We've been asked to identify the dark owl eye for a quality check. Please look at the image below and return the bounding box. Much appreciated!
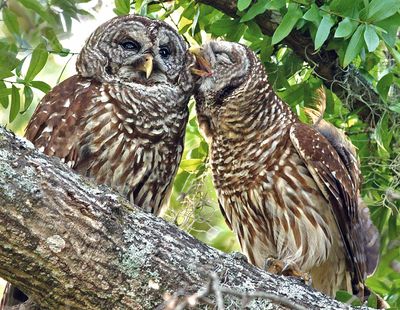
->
[159,46,171,58]
[121,40,140,51]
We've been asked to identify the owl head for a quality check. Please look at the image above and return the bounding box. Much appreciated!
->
[191,41,262,141]
[77,15,193,87]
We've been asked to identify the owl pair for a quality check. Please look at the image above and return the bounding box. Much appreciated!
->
[25,14,379,303]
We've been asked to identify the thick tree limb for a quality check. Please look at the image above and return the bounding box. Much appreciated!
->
[196,0,381,124]
[0,126,356,309]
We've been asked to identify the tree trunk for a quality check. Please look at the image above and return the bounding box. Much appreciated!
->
[0,126,357,309]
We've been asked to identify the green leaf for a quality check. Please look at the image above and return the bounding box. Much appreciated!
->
[42,27,64,53]
[180,159,204,173]
[23,86,34,112]
[364,25,379,52]
[389,103,400,114]
[329,0,354,15]
[343,24,365,67]
[9,85,20,123]
[114,0,130,15]
[376,73,393,101]
[25,43,48,82]
[376,13,400,47]
[386,45,400,66]
[207,18,237,36]
[237,0,251,11]
[0,81,11,109]
[241,0,285,22]
[30,80,51,93]
[241,0,268,22]
[367,0,400,22]
[191,7,200,36]
[18,0,57,24]
[2,8,20,35]
[303,4,321,26]
[314,15,335,50]
[334,17,357,38]
[374,113,391,158]
[0,69,13,79]
[271,4,303,45]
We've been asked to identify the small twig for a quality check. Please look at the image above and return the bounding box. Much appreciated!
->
[169,272,309,310]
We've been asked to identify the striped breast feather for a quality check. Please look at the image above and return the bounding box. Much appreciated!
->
[289,122,370,299]
[25,75,99,168]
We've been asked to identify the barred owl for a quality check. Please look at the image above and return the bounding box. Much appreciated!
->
[26,15,194,215]
[191,41,380,299]
[2,15,194,308]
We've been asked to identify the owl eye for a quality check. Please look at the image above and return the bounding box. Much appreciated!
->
[120,40,140,52]
[216,52,232,64]
[159,46,171,58]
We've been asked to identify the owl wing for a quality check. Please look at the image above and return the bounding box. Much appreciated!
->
[25,75,97,168]
[289,122,368,298]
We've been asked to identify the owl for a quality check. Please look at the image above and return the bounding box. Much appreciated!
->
[191,41,380,300]
[2,15,194,308]
[25,15,194,215]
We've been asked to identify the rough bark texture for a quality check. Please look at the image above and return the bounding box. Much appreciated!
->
[0,126,356,309]
[196,0,381,124]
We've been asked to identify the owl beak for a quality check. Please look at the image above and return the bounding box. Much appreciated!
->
[189,46,212,77]
[137,54,153,79]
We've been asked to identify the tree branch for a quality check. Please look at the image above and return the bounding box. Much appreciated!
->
[196,0,382,125]
[0,126,357,309]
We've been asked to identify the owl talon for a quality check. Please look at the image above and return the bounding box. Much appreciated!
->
[263,258,312,286]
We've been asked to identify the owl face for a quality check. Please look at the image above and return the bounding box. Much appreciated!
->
[77,15,190,85]
[192,41,255,140]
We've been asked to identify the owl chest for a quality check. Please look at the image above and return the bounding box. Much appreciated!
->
[75,101,185,204]
[214,139,336,269]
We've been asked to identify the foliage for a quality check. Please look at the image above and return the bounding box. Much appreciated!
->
[0,0,399,307]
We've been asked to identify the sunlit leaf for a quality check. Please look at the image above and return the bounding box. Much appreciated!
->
[114,0,130,15]
[180,159,204,173]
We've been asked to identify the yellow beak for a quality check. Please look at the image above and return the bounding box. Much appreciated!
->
[189,46,212,77]
[137,54,153,79]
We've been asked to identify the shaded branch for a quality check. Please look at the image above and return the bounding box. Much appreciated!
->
[196,0,382,125]
[0,126,356,309]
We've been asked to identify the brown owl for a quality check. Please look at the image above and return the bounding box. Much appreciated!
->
[191,41,379,300]
[25,15,194,215]
[2,15,194,308]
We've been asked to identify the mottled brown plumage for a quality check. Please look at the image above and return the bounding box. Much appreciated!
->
[25,15,194,215]
[192,41,379,299]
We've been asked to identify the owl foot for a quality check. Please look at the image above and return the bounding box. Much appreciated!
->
[264,258,312,286]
